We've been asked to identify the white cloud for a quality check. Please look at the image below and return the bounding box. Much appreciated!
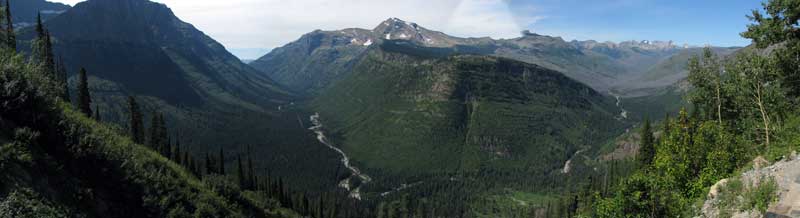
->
[49,0,540,59]
[443,0,527,39]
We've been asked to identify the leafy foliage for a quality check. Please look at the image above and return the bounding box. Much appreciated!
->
[586,1,800,217]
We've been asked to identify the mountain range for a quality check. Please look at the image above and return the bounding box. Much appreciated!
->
[251,17,740,97]
[0,0,753,217]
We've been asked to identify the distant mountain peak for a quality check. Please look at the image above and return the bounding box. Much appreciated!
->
[373,17,426,41]
[572,39,680,51]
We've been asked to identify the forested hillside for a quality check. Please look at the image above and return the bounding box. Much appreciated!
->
[564,1,800,217]
[3,0,797,217]
[0,37,306,217]
[9,0,347,194]
[291,40,626,217]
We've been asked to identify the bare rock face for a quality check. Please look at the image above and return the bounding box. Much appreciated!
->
[700,154,800,218]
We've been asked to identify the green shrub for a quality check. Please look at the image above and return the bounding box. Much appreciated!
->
[743,178,778,213]
[0,189,70,218]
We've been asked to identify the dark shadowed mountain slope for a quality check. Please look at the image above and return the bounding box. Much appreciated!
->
[16,0,342,192]
[32,0,292,107]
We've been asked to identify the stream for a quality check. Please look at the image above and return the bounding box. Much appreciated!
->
[309,113,372,200]
[609,92,629,120]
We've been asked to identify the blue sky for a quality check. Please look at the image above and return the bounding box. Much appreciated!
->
[510,0,764,47]
[52,0,765,59]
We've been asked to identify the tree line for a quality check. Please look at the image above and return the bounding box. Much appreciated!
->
[582,0,800,217]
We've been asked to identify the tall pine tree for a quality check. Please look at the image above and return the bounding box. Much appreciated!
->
[158,114,168,155]
[128,96,145,144]
[205,152,215,174]
[637,119,655,166]
[32,14,55,76]
[247,153,255,189]
[56,57,69,101]
[94,105,101,121]
[2,0,14,51]
[76,68,92,116]
[218,147,225,175]
[237,155,245,188]
[149,112,165,151]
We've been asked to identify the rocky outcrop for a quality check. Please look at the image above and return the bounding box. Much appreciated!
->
[700,154,800,218]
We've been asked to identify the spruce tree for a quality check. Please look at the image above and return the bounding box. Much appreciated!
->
[128,96,145,144]
[32,13,55,76]
[94,105,101,121]
[56,57,69,101]
[174,138,182,164]
[638,119,655,166]
[76,68,92,116]
[3,0,14,51]
[237,155,245,188]
[247,154,254,189]
[42,32,54,73]
[164,135,172,159]
[158,114,168,155]
[35,13,43,39]
[182,152,189,169]
[218,147,225,175]
[205,152,214,174]
[149,113,159,150]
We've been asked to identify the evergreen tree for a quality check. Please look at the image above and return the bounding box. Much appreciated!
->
[377,202,386,218]
[218,147,225,175]
[174,138,182,164]
[56,57,69,101]
[237,155,245,188]
[149,112,161,150]
[164,135,172,160]
[638,119,655,166]
[3,0,14,51]
[158,114,168,155]
[76,68,92,116]
[42,33,55,75]
[128,96,145,144]
[205,152,214,174]
[247,154,254,189]
[94,105,101,121]
[35,13,43,39]
[32,13,55,76]
[183,152,190,169]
